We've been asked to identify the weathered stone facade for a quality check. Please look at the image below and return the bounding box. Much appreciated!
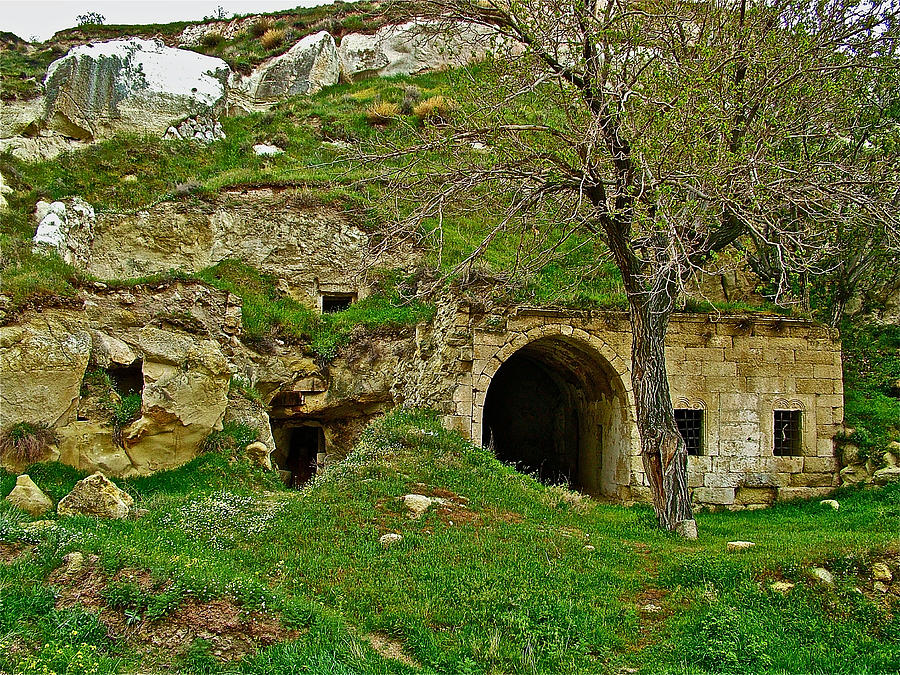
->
[399,305,843,510]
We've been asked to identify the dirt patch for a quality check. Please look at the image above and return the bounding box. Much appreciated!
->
[0,541,30,563]
[49,557,298,666]
[365,632,420,668]
[105,598,297,665]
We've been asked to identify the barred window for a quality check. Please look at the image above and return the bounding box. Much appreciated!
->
[774,410,802,456]
[675,409,703,456]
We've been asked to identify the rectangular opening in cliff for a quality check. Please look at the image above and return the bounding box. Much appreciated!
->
[108,362,143,396]
[273,424,325,488]
[321,293,356,313]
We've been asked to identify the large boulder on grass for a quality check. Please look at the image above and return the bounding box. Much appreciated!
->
[6,475,54,516]
[229,31,339,110]
[338,21,511,81]
[43,39,230,140]
[57,472,133,519]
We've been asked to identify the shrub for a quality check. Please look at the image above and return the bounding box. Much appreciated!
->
[111,393,142,447]
[0,422,59,465]
[399,85,423,115]
[366,101,401,125]
[412,95,456,123]
[249,17,275,37]
[201,422,260,455]
[260,28,286,50]
[200,31,226,48]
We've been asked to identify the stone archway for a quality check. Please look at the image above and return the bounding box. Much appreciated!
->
[479,335,630,497]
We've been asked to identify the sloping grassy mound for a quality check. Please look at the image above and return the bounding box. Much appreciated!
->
[1,409,898,673]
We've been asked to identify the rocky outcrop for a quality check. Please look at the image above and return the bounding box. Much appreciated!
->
[5,475,54,516]
[0,317,91,429]
[32,198,96,266]
[0,96,44,139]
[230,31,340,110]
[338,21,509,81]
[57,472,133,519]
[121,327,229,473]
[43,39,230,140]
[0,171,11,212]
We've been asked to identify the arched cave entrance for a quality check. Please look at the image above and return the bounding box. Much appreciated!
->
[481,336,628,497]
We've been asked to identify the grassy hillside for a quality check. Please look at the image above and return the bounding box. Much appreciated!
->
[1,410,898,674]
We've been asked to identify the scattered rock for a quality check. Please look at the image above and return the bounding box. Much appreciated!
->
[253,143,284,156]
[583,545,596,552]
[44,38,230,140]
[401,494,433,519]
[874,581,890,594]
[641,603,662,613]
[769,581,795,593]
[379,533,403,547]
[22,520,57,532]
[5,475,54,516]
[162,115,225,143]
[676,519,698,540]
[872,562,893,582]
[819,499,840,510]
[810,567,834,585]
[0,170,11,212]
[873,466,900,485]
[57,472,134,519]
[726,540,755,552]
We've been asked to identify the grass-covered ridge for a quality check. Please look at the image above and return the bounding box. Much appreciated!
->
[1,409,898,674]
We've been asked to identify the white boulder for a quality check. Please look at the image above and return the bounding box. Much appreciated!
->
[31,197,95,266]
[253,143,284,156]
[338,21,512,81]
[43,39,231,140]
[231,31,339,108]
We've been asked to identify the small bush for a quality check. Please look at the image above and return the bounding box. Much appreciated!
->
[260,28,286,50]
[366,101,401,125]
[200,31,226,48]
[201,422,260,455]
[111,393,142,443]
[229,375,265,407]
[413,95,456,123]
[249,17,275,37]
[0,422,59,465]
[399,85,422,115]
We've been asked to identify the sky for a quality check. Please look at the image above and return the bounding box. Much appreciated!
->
[0,0,329,42]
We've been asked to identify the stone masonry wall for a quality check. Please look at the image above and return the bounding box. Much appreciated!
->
[420,305,843,510]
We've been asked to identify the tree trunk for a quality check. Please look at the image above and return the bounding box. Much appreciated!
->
[628,293,695,531]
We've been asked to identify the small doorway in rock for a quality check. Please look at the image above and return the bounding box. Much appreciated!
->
[279,426,325,488]
[321,293,356,313]
[108,361,143,396]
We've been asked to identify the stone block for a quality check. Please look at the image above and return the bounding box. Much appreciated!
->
[777,486,835,501]
[702,361,738,377]
[796,379,835,395]
[687,455,712,472]
[790,472,834,488]
[685,347,725,362]
[734,486,776,505]
[688,472,704,488]
[775,456,804,473]
[737,472,778,488]
[803,456,837,473]
[692,487,735,505]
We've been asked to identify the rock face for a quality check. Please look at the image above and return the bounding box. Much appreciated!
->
[79,189,409,304]
[0,317,91,429]
[32,198,96,266]
[0,171,12,212]
[873,466,900,485]
[5,475,54,516]
[230,31,339,109]
[121,328,230,473]
[162,115,225,143]
[57,472,133,519]
[338,21,507,81]
[43,39,230,140]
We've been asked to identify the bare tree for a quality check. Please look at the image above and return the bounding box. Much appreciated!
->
[370,0,900,531]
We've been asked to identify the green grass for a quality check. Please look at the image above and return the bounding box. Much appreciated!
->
[1,409,897,674]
